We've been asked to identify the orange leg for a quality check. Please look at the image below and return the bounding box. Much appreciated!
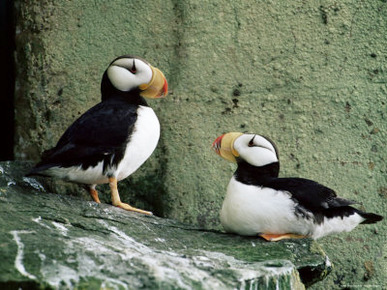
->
[108,177,153,215]
[89,185,101,203]
[259,233,308,242]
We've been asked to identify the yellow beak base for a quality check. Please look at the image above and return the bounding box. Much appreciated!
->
[213,132,243,163]
[139,66,168,99]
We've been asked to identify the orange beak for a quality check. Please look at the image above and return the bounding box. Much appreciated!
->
[211,132,243,163]
[212,134,224,156]
[139,66,168,98]
[161,77,168,98]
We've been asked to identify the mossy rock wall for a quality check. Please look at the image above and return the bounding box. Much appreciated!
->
[14,1,386,288]
[1,161,332,289]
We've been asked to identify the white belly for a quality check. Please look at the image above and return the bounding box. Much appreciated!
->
[312,213,364,239]
[220,177,367,239]
[114,105,160,181]
[220,176,313,236]
[46,106,160,185]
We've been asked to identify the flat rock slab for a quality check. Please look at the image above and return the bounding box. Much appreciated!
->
[0,161,331,289]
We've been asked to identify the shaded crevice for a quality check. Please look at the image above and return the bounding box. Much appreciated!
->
[0,281,52,290]
[0,0,15,161]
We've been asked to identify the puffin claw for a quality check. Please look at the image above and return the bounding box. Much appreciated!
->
[259,233,308,242]
[116,202,153,215]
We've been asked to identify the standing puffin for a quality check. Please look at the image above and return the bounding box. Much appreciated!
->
[28,55,168,215]
[212,132,383,241]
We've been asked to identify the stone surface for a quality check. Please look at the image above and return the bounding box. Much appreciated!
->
[0,161,331,289]
[13,1,386,288]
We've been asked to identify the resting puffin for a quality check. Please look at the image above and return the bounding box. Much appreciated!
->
[212,132,383,241]
[28,55,168,215]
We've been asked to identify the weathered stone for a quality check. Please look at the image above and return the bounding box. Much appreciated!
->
[0,161,330,289]
[13,1,387,288]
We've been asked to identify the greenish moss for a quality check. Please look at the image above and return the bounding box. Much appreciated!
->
[0,161,330,288]
[13,1,386,288]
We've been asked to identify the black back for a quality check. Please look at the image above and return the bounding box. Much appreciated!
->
[234,161,383,224]
[29,95,148,175]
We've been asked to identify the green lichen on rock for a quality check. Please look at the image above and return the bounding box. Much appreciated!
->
[0,161,330,289]
[13,0,386,288]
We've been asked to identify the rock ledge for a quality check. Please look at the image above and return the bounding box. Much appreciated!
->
[0,161,331,289]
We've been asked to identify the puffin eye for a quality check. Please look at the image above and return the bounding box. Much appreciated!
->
[248,135,256,147]
[130,59,137,73]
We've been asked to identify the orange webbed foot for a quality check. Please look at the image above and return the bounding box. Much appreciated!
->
[108,177,153,215]
[115,201,153,215]
[259,233,308,242]
[89,186,101,203]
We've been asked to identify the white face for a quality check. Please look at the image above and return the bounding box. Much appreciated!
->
[107,57,153,92]
[233,134,279,167]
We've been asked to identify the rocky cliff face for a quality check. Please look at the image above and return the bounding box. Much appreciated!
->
[0,161,331,289]
[12,1,386,288]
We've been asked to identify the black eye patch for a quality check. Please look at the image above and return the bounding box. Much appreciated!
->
[248,135,256,147]
[130,59,137,73]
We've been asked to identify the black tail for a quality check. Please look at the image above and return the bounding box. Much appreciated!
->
[322,206,383,225]
[26,163,55,177]
[359,212,383,224]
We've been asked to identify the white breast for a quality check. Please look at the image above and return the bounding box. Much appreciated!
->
[115,105,160,181]
[220,177,368,239]
[44,105,160,185]
[220,176,314,236]
[312,213,364,239]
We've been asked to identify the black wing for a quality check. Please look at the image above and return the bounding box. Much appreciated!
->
[264,177,383,224]
[265,178,356,209]
[30,99,139,172]
[264,177,357,221]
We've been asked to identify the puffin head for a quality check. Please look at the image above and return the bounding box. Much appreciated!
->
[212,132,279,167]
[102,55,168,100]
